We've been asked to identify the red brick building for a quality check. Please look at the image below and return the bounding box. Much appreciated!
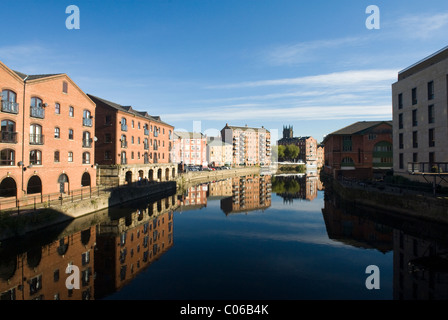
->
[88,95,177,185]
[0,61,96,203]
[323,121,393,180]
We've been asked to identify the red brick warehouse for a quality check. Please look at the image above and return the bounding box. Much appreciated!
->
[0,60,96,202]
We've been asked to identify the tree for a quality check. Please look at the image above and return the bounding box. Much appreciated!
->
[284,144,300,161]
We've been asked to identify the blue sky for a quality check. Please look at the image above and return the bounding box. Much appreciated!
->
[2,0,448,143]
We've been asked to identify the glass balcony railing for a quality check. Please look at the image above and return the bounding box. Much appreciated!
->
[83,117,93,127]
[30,106,45,119]
[0,131,17,143]
[30,134,44,145]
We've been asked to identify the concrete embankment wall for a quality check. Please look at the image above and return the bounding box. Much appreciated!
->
[332,179,448,223]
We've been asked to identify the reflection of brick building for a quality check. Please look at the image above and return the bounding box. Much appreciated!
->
[207,179,233,198]
[0,227,96,300]
[321,195,393,253]
[0,60,96,204]
[220,175,271,215]
[323,121,393,180]
[94,195,177,298]
[177,184,208,211]
[273,175,319,202]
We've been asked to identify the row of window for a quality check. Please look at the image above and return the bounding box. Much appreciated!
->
[397,105,435,129]
[397,80,434,109]
[398,129,436,149]
[2,89,93,124]
[118,117,171,138]
[0,149,91,166]
[398,152,436,169]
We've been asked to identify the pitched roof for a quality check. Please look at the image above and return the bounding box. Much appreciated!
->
[327,121,392,136]
[87,94,173,127]
[222,123,270,132]
[13,70,63,80]
[173,131,205,139]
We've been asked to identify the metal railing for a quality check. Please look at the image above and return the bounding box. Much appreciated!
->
[408,162,448,174]
[1,100,19,114]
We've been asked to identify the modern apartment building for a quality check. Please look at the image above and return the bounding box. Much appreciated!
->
[88,95,176,185]
[323,121,393,180]
[0,61,96,202]
[392,46,448,182]
[221,124,271,167]
[206,137,233,167]
[171,131,207,167]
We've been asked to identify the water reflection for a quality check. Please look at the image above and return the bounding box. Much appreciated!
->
[1,173,448,299]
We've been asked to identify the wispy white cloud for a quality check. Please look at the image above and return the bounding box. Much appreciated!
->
[207,69,397,89]
[393,12,448,40]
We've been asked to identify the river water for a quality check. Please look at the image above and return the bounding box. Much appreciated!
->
[1,173,448,301]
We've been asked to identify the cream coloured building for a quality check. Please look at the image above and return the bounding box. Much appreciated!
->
[392,45,448,182]
[206,138,233,167]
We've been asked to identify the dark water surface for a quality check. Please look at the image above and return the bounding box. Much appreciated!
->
[1,174,448,301]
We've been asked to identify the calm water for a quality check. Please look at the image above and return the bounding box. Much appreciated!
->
[1,174,448,300]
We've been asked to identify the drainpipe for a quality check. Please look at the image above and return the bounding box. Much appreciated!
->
[21,75,28,195]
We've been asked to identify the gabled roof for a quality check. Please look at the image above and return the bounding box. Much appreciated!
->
[13,70,63,81]
[87,94,173,127]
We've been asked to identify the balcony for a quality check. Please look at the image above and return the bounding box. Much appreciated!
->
[83,117,93,127]
[121,158,127,165]
[30,106,45,119]
[144,143,149,150]
[121,141,128,148]
[0,131,17,143]
[144,129,149,135]
[1,100,19,114]
[82,139,92,148]
[30,134,44,145]
[121,124,128,132]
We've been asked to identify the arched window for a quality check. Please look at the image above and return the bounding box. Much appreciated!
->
[121,117,127,131]
[83,109,92,127]
[1,120,17,143]
[81,172,91,187]
[54,151,60,162]
[82,152,90,164]
[30,97,44,118]
[30,124,43,145]
[121,134,127,148]
[83,131,91,148]
[54,127,60,139]
[0,149,15,166]
[1,89,18,114]
[30,150,42,165]
[0,177,17,197]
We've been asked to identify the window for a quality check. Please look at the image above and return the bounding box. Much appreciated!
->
[30,150,42,165]
[68,129,74,140]
[82,152,90,164]
[428,105,434,124]
[1,89,19,114]
[398,113,403,129]
[429,128,435,147]
[54,127,60,138]
[138,122,141,129]
[121,118,127,131]
[341,157,354,166]
[54,151,60,162]
[398,93,403,109]
[412,109,418,126]
[131,136,134,144]
[30,97,44,118]
[82,131,91,148]
[0,149,14,166]
[413,153,418,163]
[105,115,112,126]
[427,81,434,100]
[399,153,404,169]
[342,136,352,151]
[104,150,112,160]
[30,124,44,145]
[63,81,68,94]
[55,103,60,114]
[131,120,134,128]
[1,120,17,143]
[69,106,74,117]
[83,110,92,127]
[105,133,112,143]
[399,133,403,149]
[412,87,417,105]
[68,151,73,162]
[412,131,418,148]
